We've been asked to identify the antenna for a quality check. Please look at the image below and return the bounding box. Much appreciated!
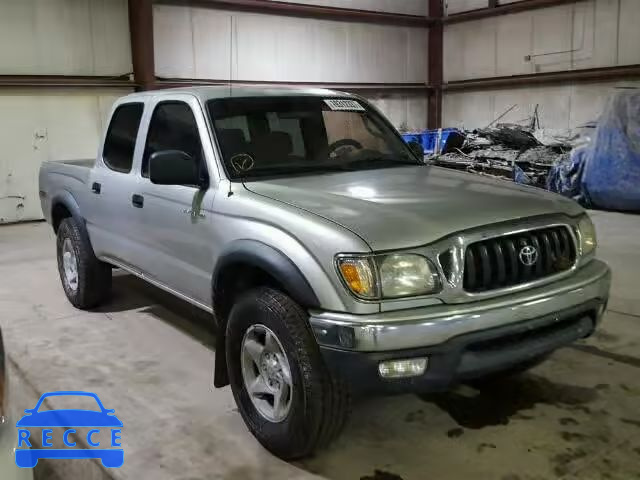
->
[228,15,233,98]
[227,15,233,197]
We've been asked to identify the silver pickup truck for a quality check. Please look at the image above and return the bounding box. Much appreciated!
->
[39,86,611,459]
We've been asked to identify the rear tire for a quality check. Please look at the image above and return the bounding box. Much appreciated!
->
[226,287,349,460]
[56,217,112,309]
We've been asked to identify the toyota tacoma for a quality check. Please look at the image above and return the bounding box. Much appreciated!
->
[39,87,611,459]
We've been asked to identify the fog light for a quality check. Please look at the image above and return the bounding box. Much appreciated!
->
[378,358,428,378]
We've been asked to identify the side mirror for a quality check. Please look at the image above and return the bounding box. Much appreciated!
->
[408,141,424,159]
[149,150,207,188]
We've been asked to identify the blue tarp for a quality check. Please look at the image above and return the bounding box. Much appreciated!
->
[547,150,588,205]
[547,91,640,211]
[513,165,532,185]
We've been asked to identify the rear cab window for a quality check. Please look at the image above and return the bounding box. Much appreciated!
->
[102,103,144,173]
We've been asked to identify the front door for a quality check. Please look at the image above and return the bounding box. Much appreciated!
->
[130,98,216,306]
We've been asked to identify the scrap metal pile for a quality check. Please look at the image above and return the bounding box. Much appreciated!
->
[430,124,576,188]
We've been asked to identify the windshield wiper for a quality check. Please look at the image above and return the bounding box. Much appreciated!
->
[342,156,422,170]
[238,164,351,178]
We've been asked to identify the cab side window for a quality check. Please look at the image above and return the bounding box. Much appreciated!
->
[142,102,204,178]
[102,103,144,173]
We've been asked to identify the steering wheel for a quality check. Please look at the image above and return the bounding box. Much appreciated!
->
[328,139,364,158]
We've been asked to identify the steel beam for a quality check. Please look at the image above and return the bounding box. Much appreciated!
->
[157,0,435,26]
[445,0,587,24]
[427,0,443,129]
[129,0,156,90]
[155,77,431,93]
[0,75,136,88]
[444,65,640,91]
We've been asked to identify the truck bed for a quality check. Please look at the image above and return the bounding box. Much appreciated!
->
[38,159,94,225]
[57,158,95,168]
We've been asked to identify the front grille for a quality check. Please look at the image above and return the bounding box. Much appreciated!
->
[463,226,576,292]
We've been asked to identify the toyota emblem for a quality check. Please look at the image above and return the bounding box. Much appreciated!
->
[519,245,538,266]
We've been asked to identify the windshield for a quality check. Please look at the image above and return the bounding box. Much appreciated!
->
[207,96,420,180]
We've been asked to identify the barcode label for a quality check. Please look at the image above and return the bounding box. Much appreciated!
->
[324,99,365,112]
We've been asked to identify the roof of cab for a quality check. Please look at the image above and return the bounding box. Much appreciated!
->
[122,85,355,102]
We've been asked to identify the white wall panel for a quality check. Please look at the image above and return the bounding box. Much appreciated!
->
[266,0,428,16]
[0,89,132,223]
[445,0,488,15]
[442,91,493,130]
[193,10,233,80]
[495,11,532,76]
[531,4,572,73]
[309,22,350,82]
[444,18,496,81]
[154,5,195,78]
[89,0,134,75]
[443,80,640,130]
[0,0,131,75]
[364,92,428,131]
[618,0,640,66]
[444,0,639,82]
[154,5,428,84]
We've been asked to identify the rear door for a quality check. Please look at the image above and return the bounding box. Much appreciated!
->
[86,101,146,265]
[129,95,216,306]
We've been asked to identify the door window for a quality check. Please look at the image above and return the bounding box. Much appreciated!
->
[142,102,205,178]
[102,103,144,173]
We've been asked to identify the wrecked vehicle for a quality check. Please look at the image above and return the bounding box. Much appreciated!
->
[432,123,572,188]
[38,86,610,459]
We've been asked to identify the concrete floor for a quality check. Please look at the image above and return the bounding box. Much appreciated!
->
[0,211,639,480]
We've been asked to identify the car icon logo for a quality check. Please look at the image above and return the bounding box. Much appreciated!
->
[15,391,123,469]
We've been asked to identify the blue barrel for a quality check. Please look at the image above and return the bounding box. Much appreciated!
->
[402,128,462,154]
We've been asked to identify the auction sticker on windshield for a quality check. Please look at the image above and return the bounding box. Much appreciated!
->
[324,99,365,112]
[15,391,123,469]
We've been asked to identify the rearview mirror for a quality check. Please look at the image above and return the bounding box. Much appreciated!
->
[408,141,424,160]
[149,150,207,188]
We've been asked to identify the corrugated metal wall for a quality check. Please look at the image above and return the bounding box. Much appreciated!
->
[442,0,640,129]
[444,79,640,130]
[0,88,132,223]
[1,0,431,223]
[0,0,131,76]
[266,0,428,16]
[153,4,429,130]
[0,0,133,224]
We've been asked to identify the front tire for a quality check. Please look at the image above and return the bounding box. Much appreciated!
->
[226,287,349,460]
[56,217,112,309]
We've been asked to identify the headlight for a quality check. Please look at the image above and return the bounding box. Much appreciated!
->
[378,254,440,298]
[578,215,597,255]
[337,254,441,300]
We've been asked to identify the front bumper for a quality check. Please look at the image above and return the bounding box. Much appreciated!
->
[311,259,610,393]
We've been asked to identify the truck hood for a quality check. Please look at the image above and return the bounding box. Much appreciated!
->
[243,166,583,251]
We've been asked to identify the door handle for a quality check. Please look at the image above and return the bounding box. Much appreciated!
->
[91,182,101,194]
[131,194,144,208]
